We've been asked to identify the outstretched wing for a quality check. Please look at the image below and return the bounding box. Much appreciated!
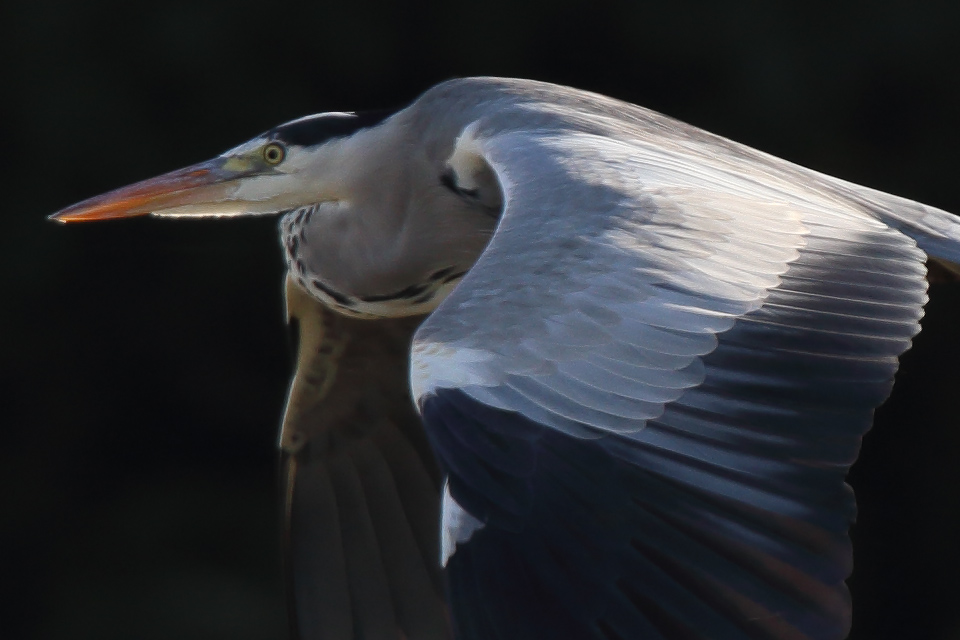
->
[280,276,450,640]
[412,124,928,640]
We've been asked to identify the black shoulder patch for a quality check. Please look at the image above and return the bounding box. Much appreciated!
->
[269,109,396,147]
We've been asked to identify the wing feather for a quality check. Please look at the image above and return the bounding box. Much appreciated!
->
[281,277,450,640]
[410,108,932,640]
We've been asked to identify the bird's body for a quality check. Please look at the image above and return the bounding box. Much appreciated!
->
[52,78,960,640]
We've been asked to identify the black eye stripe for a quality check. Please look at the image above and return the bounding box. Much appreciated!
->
[268,109,396,147]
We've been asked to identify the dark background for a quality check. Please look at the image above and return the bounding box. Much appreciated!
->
[3,1,960,638]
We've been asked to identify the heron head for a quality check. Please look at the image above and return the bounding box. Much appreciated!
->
[49,112,399,223]
[51,109,503,317]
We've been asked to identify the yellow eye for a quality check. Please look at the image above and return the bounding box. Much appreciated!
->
[263,142,286,165]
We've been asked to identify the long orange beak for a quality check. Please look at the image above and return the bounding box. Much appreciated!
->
[49,159,244,223]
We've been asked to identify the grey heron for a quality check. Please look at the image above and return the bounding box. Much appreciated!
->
[51,77,960,640]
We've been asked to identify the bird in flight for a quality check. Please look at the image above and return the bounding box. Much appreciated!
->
[52,77,960,640]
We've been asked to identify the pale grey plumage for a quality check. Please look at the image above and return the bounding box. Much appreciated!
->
[52,77,960,640]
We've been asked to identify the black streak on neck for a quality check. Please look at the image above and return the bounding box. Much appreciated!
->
[360,282,430,303]
[310,278,353,306]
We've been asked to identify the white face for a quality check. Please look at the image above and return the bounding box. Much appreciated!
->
[50,109,406,224]
[151,112,390,219]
